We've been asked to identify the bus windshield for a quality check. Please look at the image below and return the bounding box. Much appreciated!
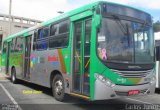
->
[97,17,154,64]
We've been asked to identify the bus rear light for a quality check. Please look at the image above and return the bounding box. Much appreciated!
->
[65,77,69,81]
[95,73,115,88]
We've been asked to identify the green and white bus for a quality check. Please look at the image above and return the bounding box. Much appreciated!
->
[0,1,156,101]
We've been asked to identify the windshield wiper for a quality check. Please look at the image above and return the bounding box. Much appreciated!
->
[112,15,130,46]
[136,21,147,37]
[112,15,128,35]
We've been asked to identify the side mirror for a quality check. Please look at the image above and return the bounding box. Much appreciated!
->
[94,15,101,28]
[97,28,100,33]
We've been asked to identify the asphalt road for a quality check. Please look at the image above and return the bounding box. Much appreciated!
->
[0,79,160,110]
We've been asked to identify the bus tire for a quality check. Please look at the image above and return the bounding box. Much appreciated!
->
[52,74,66,101]
[11,68,17,84]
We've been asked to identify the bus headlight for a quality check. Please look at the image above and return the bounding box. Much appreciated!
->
[95,73,115,88]
[150,76,156,84]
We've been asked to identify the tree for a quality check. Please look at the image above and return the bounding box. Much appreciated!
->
[153,21,160,32]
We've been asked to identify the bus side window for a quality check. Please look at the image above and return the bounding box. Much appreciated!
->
[49,20,69,49]
[15,37,23,52]
[50,24,58,36]
[38,27,49,39]
[59,20,69,34]
[38,29,43,39]
[36,27,49,50]
[33,31,37,51]
[2,42,7,53]
[11,38,17,52]
[43,27,49,38]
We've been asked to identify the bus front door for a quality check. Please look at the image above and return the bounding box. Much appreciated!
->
[24,35,31,80]
[72,19,91,96]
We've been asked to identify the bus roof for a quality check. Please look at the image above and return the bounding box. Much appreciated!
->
[3,1,150,42]
[3,1,100,42]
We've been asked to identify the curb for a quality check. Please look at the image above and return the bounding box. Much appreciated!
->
[0,77,7,80]
[0,73,9,80]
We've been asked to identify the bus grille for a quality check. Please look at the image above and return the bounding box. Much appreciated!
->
[111,69,153,78]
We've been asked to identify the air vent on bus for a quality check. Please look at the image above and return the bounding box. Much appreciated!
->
[111,69,153,78]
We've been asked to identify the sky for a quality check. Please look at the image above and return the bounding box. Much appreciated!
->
[0,0,159,22]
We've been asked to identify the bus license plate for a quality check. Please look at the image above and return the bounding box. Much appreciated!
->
[128,90,140,96]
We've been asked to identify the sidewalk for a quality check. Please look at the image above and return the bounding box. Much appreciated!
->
[0,72,9,80]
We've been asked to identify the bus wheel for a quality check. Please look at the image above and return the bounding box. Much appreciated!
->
[11,68,17,84]
[52,74,66,101]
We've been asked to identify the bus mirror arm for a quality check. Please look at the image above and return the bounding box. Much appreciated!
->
[97,28,100,33]
[94,15,102,28]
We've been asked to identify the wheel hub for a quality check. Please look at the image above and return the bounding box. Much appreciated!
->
[55,80,63,96]
[12,74,15,81]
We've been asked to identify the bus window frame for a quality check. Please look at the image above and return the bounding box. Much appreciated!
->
[49,19,70,49]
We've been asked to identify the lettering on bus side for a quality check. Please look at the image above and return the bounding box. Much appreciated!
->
[48,55,58,62]
[48,55,60,66]
[117,78,127,83]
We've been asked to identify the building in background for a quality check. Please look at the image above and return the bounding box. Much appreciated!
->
[0,13,42,50]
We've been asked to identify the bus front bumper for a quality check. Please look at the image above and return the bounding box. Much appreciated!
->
[94,79,156,100]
